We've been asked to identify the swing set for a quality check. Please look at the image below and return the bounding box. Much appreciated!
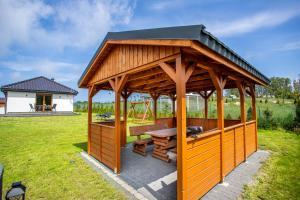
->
[127,98,153,121]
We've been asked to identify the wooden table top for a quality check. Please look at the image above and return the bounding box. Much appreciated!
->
[145,128,177,138]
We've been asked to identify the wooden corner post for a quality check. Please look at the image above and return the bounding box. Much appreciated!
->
[87,84,100,154]
[236,81,247,161]
[109,75,128,174]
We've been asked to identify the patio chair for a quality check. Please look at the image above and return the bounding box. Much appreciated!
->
[96,112,112,120]
[29,104,35,112]
[52,104,57,112]
[129,123,168,156]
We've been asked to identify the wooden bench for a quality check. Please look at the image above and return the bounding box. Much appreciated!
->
[129,123,167,156]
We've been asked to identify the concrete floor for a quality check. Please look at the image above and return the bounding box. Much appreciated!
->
[120,145,177,200]
[82,144,270,200]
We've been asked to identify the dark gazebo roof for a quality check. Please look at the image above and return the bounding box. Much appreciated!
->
[78,24,270,86]
[1,76,78,95]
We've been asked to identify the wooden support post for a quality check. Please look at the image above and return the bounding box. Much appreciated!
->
[150,93,160,122]
[204,67,227,183]
[170,94,176,118]
[121,90,132,148]
[153,96,158,121]
[109,75,128,174]
[87,89,92,155]
[199,90,214,119]
[236,81,247,161]
[160,55,194,200]
[249,84,258,151]
[175,55,187,200]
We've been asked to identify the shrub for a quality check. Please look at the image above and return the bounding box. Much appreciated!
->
[247,107,252,121]
[226,113,232,119]
[281,114,295,131]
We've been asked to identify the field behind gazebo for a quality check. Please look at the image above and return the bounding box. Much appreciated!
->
[0,112,299,199]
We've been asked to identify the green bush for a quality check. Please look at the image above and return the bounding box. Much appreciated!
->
[281,114,295,131]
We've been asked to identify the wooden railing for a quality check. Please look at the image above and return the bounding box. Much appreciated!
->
[89,121,125,171]
[185,120,257,200]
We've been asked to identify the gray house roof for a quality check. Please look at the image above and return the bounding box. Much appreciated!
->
[1,76,78,95]
[78,24,270,86]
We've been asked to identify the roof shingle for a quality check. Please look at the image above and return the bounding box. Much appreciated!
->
[1,76,78,95]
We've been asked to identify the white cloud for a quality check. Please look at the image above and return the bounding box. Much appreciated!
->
[275,41,300,51]
[208,8,300,37]
[1,57,83,83]
[0,0,135,55]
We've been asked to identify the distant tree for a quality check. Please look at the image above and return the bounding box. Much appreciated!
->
[269,77,292,103]
[292,74,300,103]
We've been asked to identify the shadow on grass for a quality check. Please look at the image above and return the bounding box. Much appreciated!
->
[73,142,87,152]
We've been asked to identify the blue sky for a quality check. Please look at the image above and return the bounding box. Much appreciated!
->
[0,0,300,101]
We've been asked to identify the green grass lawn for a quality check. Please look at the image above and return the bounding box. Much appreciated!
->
[0,114,299,199]
[0,114,126,200]
[243,129,300,200]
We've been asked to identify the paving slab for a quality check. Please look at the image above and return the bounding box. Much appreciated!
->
[81,145,269,200]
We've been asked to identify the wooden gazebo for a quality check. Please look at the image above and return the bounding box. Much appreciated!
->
[78,25,269,200]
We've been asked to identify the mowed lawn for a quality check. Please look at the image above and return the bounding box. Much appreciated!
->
[0,113,126,200]
[0,114,299,199]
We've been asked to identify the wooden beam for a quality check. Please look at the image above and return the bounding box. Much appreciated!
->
[159,62,176,82]
[87,53,180,87]
[185,63,195,83]
[191,41,268,86]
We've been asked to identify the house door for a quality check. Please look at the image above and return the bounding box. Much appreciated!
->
[36,94,52,111]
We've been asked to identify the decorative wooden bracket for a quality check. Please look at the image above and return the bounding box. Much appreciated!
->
[89,84,101,98]
[121,90,132,99]
[159,62,176,82]
[236,80,246,96]
[198,89,215,99]
[185,63,196,83]
[109,75,128,93]
[150,92,160,101]
[160,58,195,83]
[197,63,227,90]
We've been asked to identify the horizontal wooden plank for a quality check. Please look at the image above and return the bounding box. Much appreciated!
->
[187,153,220,179]
[187,145,220,169]
[187,133,220,150]
[187,138,220,159]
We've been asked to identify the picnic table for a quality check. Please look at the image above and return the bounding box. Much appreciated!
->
[145,128,178,162]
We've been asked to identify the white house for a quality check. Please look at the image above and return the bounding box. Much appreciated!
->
[0,76,78,114]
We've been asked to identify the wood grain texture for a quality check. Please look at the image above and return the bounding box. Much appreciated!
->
[88,45,180,85]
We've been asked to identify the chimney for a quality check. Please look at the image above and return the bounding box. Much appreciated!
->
[51,78,55,81]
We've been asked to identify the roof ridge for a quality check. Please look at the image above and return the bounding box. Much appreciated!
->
[42,77,78,94]
[1,76,44,88]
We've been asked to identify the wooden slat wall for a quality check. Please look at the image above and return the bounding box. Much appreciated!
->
[186,133,221,200]
[89,45,180,84]
[90,122,125,171]
[155,118,176,128]
[185,121,257,200]
[187,118,217,131]
[224,119,241,127]
[245,121,256,157]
